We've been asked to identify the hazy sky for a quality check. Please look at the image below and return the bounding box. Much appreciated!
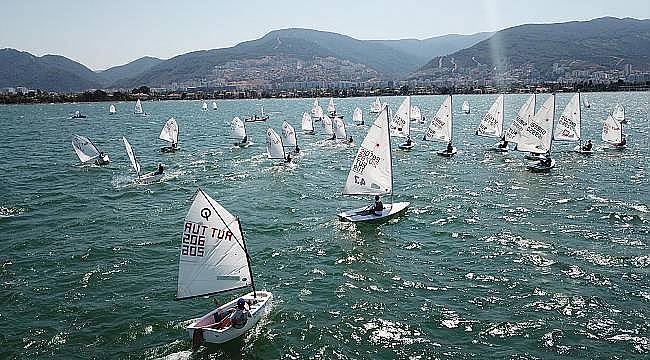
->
[1,0,648,70]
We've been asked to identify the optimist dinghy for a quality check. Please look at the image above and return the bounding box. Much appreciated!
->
[72,134,110,165]
[122,136,162,184]
[159,117,179,153]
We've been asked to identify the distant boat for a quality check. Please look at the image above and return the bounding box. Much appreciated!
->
[311,99,323,118]
[70,110,86,119]
[390,96,414,150]
[410,105,422,123]
[245,106,269,122]
[370,97,383,113]
[337,106,409,223]
[122,136,162,183]
[231,117,250,147]
[134,99,144,115]
[353,107,363,125]
[301,112,314,135]
[503,94,536,150]
[178,188,273,346]
[327,97,336,116]
[583,98,590,109]
[281,120,299,152]
[333,116,349,142]
[554,93,591,154]
[475,94,505,150]
[462,100,470,114]
[321,115,334,139]
[109,104,116,114]
[423,95,456,156]
[602,114,626,149]
[72,134,109,165]
[212,101,218,111]
[517,95,556,172]
[266,127,289,162]
[159,117,179,153]
[202,101,208,111]
[612,103,626,123]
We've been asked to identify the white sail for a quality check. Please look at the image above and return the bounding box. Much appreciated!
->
[353,107,363,124]
[343,107,392,195]
[333,117,347,139]
[122,136,141,175]
[231,117,246,142]
[370,97,382,113]
[281,121,298,147]
[176,188,252,300]
[516,95,555,154]
[423,96,453,143]
[476,95,504,138]
[583,98,590,108]
[554,94,581,142]
[301,112,314,132]
[612,103,625,122]
[212,101,217,110]
[313,105,324,118]
[410,106,422,122]
[72,135,100,163]
[109,104,116,114]
[311,99,320,117]
[202,101,208,111]
[266,128,285,159]
[504,94,536,143]
[327,98,336,114]
[134,99,143,114]
[602,115,622,144]
[390,96,411,138]
[159,117,179,144]
[322,116,334,136]
[462,100,470,113]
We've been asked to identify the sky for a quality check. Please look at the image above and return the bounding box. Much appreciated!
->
[0,0,648,70]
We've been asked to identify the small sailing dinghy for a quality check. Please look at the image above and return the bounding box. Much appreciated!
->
[327,97,337,117]
[503,94,536,152]
[517,94,556,172]
[353,107,364,125]
[266,128,290,163]
[70,110,86,119]
[160,117,180,153]
[553,93,591,155]
[390,96,415,150]
[475,94,505,151]
[282,121,300,153]
[122,136,162,183]
[370,97,383,113]
[246,106,269,122]
[231,117,250,147]
[177,188,273,346]
[602,114,626,150]
[462,100,470,114]
[311,99,321,118]
[423,95,456,156]
[72,134,110,165]
[583,98,590,109]
[338,106,409,222]
[322,115,335,140]
[109,104,116,114]
[410,105,422,123]
[301,112,315,135]
[212,101,218,111]
[333,117,351,143]
[202,101,208,111]
[612,103,626,124]
[134,99,144,115]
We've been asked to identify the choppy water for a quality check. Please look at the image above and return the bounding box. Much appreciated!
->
[1,92,648,359]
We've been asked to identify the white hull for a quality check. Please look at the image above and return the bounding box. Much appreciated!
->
[187,291,273,345]
[138,172,163,184]
[524,153,545,161]
[572,145,594,155]
[338,202,410,223]
[437,147,457,157]
[527,158,556,172]
[604,143,627,150]
[398,142,415,150]
[94,154,110,165]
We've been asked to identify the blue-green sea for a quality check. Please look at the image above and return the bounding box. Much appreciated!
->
[1,92,648,359]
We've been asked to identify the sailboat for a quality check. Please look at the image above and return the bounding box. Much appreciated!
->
[475,94,505,151]
[516,94,556,172]
[462,100,470,114]
[503,94,536,151]
[282,121,300,153]
[231,117,250,147]
[370,97,383,113]
[390,96,414,150]
[410,105,422,123]
[246,106,269,122]
[311,99,321,118]
[122,136,162,183]
[177,188,273,346]
[70,110,87,119]
[583,98,590,109]
[212,101,218,111]
[109,104,116,114]
[202,101,208,111]
[423,95,456,156]
[159,117,180,153]
[134,99,144,115]
[353,107,364,125]
[72,135,110,165]
[333,117,351,143]
[327,97,337,117]
[553,94,591,154]
[612,103,626,123]
[337,106,410,222]
[301,112,315,135]
[322,115,335,140]
[266,128,289,162]
[602,114,626,150]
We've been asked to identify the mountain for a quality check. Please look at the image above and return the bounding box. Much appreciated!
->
[98,56,163,85]
[369,32,494,63]
[0,48,103,92]
[410,17,650,80]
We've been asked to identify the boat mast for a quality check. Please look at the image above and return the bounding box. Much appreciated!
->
[549,93,556,156]
[238,218,256,298]
[386,105,394,206]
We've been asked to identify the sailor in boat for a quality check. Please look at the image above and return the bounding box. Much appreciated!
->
[498,137,508,150]
[614,136,627,147]
[210,298,252,329]
[153,163,164,176]
[404,136,413,147]
[582,139,593,151]
[329,133,336,141]
[242,135,248,145]
[446,141,454,153]
[285,153,292,163]
[347,136,354,144]
[95,151,109,166]
[295,144,300,153]
[537,154,552,167]
[359,195,384,216]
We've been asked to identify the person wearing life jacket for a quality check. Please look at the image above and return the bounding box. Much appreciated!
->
[230,298,251,329]
[582,139,593,151]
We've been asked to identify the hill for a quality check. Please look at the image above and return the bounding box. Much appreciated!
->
[369,32,493,63]
[98,56,163,86]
